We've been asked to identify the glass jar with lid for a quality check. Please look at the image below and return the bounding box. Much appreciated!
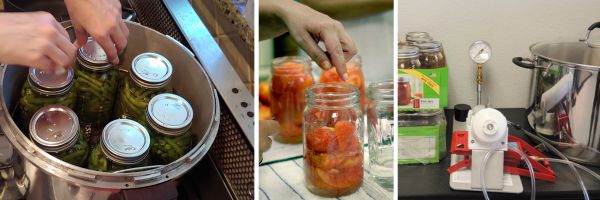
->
[414,41,447,69]
[115,53,173,120]
[143,93,193,164]
[319,55,366,111]
[74,38,119,127]
[397,110,447,164]
[366,80,393,190]
[18,67,77,128]
[29,105,89,167]
[304,83,363,197]
[397,46,421,69]
[88,119,151,172]
[405,31,433,46]
[398,76,411,106]
[270,56,314,143]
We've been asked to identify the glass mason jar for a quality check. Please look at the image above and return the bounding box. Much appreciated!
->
[414,41,446,69]
[115,53,173,120]
[74,38,119,127]
[405,31,432,46]
[29,105,89,167]
[88,119,151,172]
[143,93,193,164]
[319,55,367,111]
[270,56,314,143]
[304,83,363,197]
[366,80,394,190]
[397,46,421,69]
[18,67,77,129]
[397,110,447,163]
[398,76,411,106]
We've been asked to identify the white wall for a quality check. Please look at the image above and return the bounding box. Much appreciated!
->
[398,0,600,108]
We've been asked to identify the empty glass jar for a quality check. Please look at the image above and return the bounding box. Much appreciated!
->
[366,80,394,191]
[304,83,363,197]
[398,46,421,69]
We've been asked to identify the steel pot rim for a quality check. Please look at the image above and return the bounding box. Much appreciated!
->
[528,41,600,71]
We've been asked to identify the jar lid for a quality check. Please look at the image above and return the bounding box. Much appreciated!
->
[77,37,111,70]
[28,67,74,96]
[29,105,79,153]
[415,42,442,53]
[130,53,173,88]
[406,32,433,43]
[101,119,150,165]
[398,46,419,58]
[146,93,193,136]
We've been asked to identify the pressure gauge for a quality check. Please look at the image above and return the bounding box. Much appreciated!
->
[469,41,492,64]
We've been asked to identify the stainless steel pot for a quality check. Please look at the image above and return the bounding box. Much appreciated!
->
[0,21,220,199]
[513,22,600,166]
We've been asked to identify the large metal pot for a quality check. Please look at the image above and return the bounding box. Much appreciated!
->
[0,21,219,199]
[513,22,600,166]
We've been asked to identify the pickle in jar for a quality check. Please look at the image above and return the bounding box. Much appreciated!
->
[29,105,89,167]
[115,53,173,120]
[18,68,77,130]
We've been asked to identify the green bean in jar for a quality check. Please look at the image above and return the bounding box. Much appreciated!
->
[87,119,151,172]
[17,68,77,130]
[29,105,89,167]
[115,53,173,120]
[74,38,119,127]
[142,93,193,164]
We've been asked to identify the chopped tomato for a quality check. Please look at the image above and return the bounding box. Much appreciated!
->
[315,165,363,189]
[306,127,336,152]
[259,82,271,106]
[259,104,272,120]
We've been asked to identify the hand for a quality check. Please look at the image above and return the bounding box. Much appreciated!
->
[64,0,128,64]
[0,12,76,72]
[259,120,281,162]
[261,0,357,80]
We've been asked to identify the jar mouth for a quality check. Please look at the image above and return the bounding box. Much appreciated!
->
[271,56,311,75]
[77,37,111,70]
[146,93,193,136]
[398,46,420,58]
[415,42,442,53]
[130,53,173,89]
[101,119,151,165]
[368,80,394,102]
[307,83,359,108]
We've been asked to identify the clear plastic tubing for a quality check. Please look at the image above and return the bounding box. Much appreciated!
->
[508,121,589,200]
[480,147,536,200]
[542,158,600,182]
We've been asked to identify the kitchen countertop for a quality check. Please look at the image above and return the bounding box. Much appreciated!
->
[398,108,600,200]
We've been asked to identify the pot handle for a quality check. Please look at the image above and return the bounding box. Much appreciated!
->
[584,21,600,47]
[512,57,535,69]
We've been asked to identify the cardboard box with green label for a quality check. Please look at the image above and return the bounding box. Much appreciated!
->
[398,67,448,111]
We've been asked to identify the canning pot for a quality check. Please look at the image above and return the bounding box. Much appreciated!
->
[0,21,220,199]
[513,22,600,166]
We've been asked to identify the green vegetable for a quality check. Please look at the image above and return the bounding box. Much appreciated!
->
[139,115,192,164]
[17,81,77,129]
[114,77,171,120]
[54,130,89,167]
[74,66,118,127]
[88,145,109,172]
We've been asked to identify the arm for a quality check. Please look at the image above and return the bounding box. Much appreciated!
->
[0,12,76,72]
[302,0,393,20]
[259,0,357,80]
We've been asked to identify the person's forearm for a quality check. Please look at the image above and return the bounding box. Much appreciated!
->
[259,0,291,40]
[302,0,393,20]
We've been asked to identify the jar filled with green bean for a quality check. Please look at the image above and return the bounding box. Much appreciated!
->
[115,53,173,120]
[29,105,89,167]
[17,68,77,129]
[74,38,119,127]
[142,93,193,164]
[87,119,151,172]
